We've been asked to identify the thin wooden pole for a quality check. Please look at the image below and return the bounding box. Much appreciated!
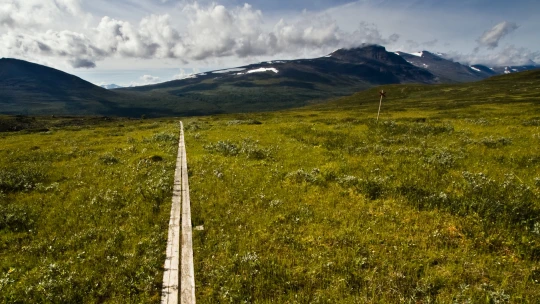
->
[377,95,384,122]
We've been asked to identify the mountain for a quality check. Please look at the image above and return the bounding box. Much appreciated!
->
[101,84,123,89]
[2,46,443,117]
[469,64,498,76]
[118,45,438,112]
[491,65,539,74]
[0,58,117,115]
[3,45,536,117]
[0,58,191,117]
[394,50,538,81]
[395,51,497,82]
[326,46,436,83]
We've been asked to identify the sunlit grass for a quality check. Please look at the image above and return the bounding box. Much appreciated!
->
[0,118,178,303]
[185,100,540,302]
[1,70,540,302]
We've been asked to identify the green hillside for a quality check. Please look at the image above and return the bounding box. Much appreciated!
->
[314,69,540,112]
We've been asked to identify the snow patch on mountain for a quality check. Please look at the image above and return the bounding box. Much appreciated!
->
[410,52,423,57]
[213,68,246,74]
[470,66,481,72]
[244,67,279,74]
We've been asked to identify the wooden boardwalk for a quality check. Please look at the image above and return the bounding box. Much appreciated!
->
[162,122,196,304]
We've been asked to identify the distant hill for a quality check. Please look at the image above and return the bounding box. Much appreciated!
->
[2,45,538,117]
[0,58,208,117]
[315,68,540,112]
[101,84,123,90]
[0,58,125,115]
[491,65,539,75]
[395,51,497,82]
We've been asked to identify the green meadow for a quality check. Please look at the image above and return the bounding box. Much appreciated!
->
[1,70,540,302]
[0,118,178,302]
[185,71,540,302]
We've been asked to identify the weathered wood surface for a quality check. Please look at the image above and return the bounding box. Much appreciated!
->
[180,122,196,303]
[161,121,196,304]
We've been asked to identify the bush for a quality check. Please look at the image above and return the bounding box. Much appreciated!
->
[522,119,540,126]
[480,136,512,148]
[400,172,540,231]
[0,203,36,232]
[285,168,320,184]
[423,149,458,170]
[99,153,119,165]
[226,119,262,126]
[204,140,240,156]
[0,166,46,192]
[367,120,454,136]
[358,177,387,200]
[204,139,273,160]
[151,132,177,142]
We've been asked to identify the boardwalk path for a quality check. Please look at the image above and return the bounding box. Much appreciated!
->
[162,122,196,304]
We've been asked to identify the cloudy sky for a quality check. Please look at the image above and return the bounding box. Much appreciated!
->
[1,0,539,86]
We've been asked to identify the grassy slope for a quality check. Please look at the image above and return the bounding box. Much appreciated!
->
[316,69,540,112]
[183,71,540,302]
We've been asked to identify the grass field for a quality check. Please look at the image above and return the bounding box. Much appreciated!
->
[0,118,178,303]
[183,72,540,302]
[1,70,540,303]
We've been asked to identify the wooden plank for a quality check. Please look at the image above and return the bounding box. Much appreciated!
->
[180,121,196,304]
[161,122,184,304]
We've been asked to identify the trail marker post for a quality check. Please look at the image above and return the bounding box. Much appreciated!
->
[377,90,386,123]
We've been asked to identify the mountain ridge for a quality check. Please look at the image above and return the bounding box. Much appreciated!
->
[1,45,538,117]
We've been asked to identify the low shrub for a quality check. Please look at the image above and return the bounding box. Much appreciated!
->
[0,166,46,192]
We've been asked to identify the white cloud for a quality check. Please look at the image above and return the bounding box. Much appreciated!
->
[129,74,161,86]
[173,68,199,79]
[343,22,399,48]
[0,0,87,29]
[6,1,535,71]
[141,74,160,82]
[0,1,401,69]
[477,21,519,50]
[0,30,101,67]
[93,15,180,58]
[444,45,539,66]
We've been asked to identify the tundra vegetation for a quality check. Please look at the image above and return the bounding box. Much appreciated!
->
[185,72,540,303]
[1,70,540,302]
[0,118,178,302]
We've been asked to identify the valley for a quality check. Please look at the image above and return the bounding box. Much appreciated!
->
[1,69,539,302]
